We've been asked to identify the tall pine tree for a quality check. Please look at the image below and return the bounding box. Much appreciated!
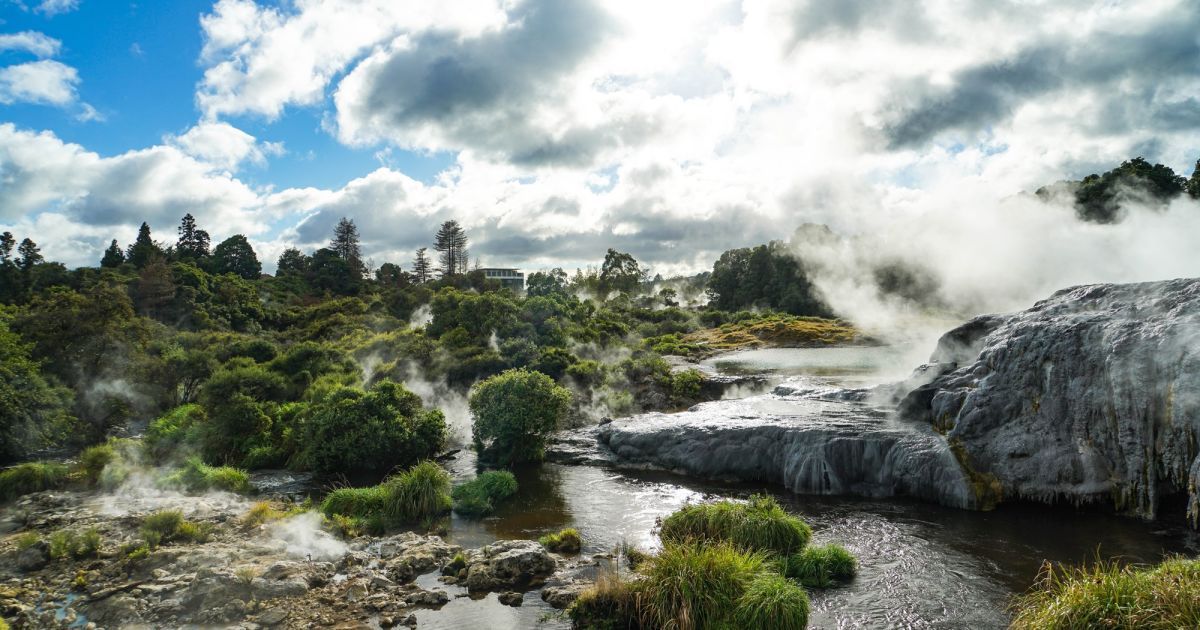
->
[433,220,468,277]
[126,222,162,269]
[101,240,125,268]
[330,217,366,277]
[176,213,211,262]
[412,247,432,283]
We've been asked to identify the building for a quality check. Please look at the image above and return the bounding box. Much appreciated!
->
[480,268,524,291]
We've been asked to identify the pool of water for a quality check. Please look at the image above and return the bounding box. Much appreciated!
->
[407,346,1200,628]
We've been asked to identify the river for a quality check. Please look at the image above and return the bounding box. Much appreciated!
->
[421,347,1198,629]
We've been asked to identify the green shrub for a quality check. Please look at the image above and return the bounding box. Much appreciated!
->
[659,495,811,557]
[451,470,518,518]
[15,531,41,550]
[469,368,572,467]
[320,461,451,528]
[669,369,704,405]
[240,501,286,529]
[159,456,251,494]
[78,443,116,484]
[321,486,387,520]
[139,509,211,548]
[568,572,640,630]
[1011,556,1200,629]
[540,527,582,554]
[735,572,810,630]
[47,527,102,560]
[299,381,446,475]
[782,543,858,587]
[638,542,767,630]
[0,461,69,501]
[144,404,206,462]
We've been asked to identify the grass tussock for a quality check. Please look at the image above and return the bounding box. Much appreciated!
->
[1011,556,1200,630]
[159,456,251,494]
[0,461,69,501]
[139,509,212,548]
[782,543,858,588]
[569,571,641,630]
[683,314,858,351]
[637,542,767,630]
[659,495,811,556]
[48,527,102,560]
[735,572,810,630]
[539,527,582,554]
[451,470,518,518]
[240,500,287,529]
[320,460,450,529]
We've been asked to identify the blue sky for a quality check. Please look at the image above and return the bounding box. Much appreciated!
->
[0,0,1197,283]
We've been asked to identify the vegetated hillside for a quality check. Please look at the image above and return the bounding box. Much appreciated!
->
[1036,156,1200,223]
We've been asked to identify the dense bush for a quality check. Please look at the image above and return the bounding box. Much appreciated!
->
[469,369,572,467]
[0,315,76,463]
[1011,556,1200,629]
[0,461,69,501]
[659,495,812,557]
[144,404,206,462]
[159,456,252,494]
[299,381,446,475]
[320,461,451,528]
[451,470,518,518]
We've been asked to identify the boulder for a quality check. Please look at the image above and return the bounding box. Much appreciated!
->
[463,540,557,592]
[15,540,50,572]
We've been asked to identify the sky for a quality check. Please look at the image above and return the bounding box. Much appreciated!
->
[1,0,1198,276]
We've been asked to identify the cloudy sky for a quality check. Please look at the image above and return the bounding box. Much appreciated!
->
[1,0,1198,275]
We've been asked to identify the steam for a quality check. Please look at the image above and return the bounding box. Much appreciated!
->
[791,191,1200,367]
[401,369,473,446]
[408,304,433,328]
[269,511,348,561]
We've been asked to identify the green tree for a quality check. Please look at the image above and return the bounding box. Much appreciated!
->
[100,239,125,268]
[16,238,43,273]
[211,234,261,280]
[469,368,571,467]
[1073,157,1187,223]
[330,217,366,277]
[0,233,18,303]
[307,247,361,295]
[126,222,163,268]
[0,315,76,463]
[276,247,309,276]
[412,247,432,283]
[434,220,469,277]
[376,262,409,288]
[526,268,569,298]
[706,241,829,316]
[175,213,211,262]
[135,256,176,319]
[598,249,642,297]
[300,381,446,475]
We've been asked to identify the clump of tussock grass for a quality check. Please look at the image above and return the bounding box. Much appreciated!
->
[320,460,450,529]
[451,470,518,518]
[539,527,582,554]
[569,571,640,630]
[239,501,286,529]
[781,543,858,587]
[1010,556,1200,630]
[658,494,811,556]
[159,456,251,494]
[48,528,102,560]
[0,462,69,501]
[139,509,212,548]
[636,542,768,630]
[735,572,810,630]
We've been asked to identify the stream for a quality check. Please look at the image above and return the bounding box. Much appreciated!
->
[416,348,1199,628]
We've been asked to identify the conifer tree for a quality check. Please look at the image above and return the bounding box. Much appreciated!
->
[176,213,211,261]
[330,217,365,277]
[433,220,468,277]
[101,240,125,268]
[412,247,432,283]
[126,222,162,269]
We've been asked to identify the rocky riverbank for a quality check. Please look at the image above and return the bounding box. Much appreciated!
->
[0,486,595,629]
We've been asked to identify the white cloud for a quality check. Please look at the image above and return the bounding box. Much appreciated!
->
[165,121,284,171]
[0,31,62,57]
[35,0,79,17]
[0,59,79,105]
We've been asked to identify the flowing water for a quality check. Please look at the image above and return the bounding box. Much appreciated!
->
[423,348,1199,628]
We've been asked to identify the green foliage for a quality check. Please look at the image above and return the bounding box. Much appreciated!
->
[735,572,810,630]
[159,457,251,494]
[78,442,117,485]
[568,573,640,630]
[539,527,582,554]
[1071,157,1188,223]
[0,315,76,462]
[469,368,572,467]
[211,234,262,280]
[144,404,206,462]
[0,461,69,501]
[320,461,451,528]
[707,240,830,316]
[669,369,704,405]
[659,495,812,557]
[1011,556,1200,630]
[15,531,41,550]
[637,542,768,630]
[781,543,858,587]
[299,381,446,475]
[140,509,211,547]
[451,470,518,518]
[48,527,102,560]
